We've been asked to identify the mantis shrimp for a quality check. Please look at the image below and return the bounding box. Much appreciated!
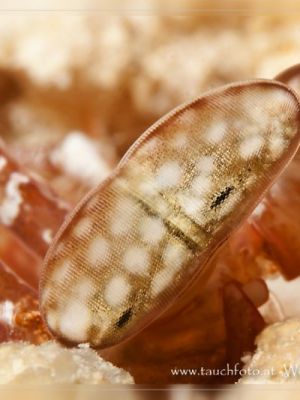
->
[1,65,300,384]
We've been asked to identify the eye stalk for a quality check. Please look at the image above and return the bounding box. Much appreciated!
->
[40,80,300,349]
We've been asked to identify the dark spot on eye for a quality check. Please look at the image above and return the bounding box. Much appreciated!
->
[210,186,234,209]
[116,308,132,328]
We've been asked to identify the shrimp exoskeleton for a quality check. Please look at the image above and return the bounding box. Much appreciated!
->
[40,80,300,349]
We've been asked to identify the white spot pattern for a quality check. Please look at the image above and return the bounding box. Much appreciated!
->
[123,246,150,275]
[139,216,166,245]
[151,269,173,296]
[239,135,264,159]
[73,217,93,237]
[87,236,109,265]
[73,279,94,300]
[110,197,136,235]
[104,276,131,307]
[205,121,227,144]
[240,135,264,159]
[155,161,182,189]
[59,300,91,342]
[42,229,53,244]
[252,202,266,218]
[163,242,187,271]
[0,156,7,171]
[139,180,158,198]
[196,156,215,175]
[269,135,286,158]
[52,259,72,283]
[177,193,205,220]
[139,137,160,156]
[170,132,188,149]
[0,172,29,226]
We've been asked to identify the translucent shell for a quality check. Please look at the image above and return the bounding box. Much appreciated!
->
[276,64,300,95]
[40,80,300,349]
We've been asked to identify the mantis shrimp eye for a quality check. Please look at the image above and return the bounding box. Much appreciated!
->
[40,80,300,349]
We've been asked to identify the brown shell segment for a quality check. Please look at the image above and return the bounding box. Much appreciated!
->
[0,140,69,258]
[40,80,300,349]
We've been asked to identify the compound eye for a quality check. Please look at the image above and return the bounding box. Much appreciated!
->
[40,80,300,349]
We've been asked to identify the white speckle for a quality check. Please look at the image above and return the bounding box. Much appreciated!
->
[239,135,264,159]
[138,180,158,198]
[191,175,212,196]
[285,124,298,138]
[55,241,66,257]
[52,259,72,283]
[271,119,284,138]
[245,174,256,187]
[155,161,182,189]
[252,202,266,219]
[110,197,136,235]
[42,229,53,244]
[59,300,91,343]
[110,216,129,236]
[0,172,29,226]
[139,137,160,156]
[170,132,188,149]
[177,193,205,220]
[73,279,94,301]
[233,119,248,136]
[271,89,294,109]
[50,132,111,186]
[0,301,14,325]
[138,179,170,217]
[78,342,90,349]
[151,269,173,296]
[205,121,227,144]
[0,156,7,171]
[247,105,270,131]
[163,243,188,271]
[178,108,198,125]
[123,246,150,275]
[269,135,286,158]
[87,236,109,265]
[196,156,215,175]
[73,217,93,238]
[104,276,131,307]
[139,216,166,245]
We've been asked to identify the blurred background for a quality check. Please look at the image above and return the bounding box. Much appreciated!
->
[0,0,299,203]
[1,0,300,154]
